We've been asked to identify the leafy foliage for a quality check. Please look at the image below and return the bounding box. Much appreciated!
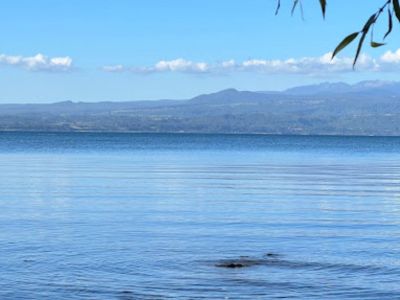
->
[276,0,399,67]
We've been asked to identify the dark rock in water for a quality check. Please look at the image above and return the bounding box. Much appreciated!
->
[215,253,283,269]
[222,263,245,268]
[216,258,261,269]
[118,290,135,300]
[264,253,280,258]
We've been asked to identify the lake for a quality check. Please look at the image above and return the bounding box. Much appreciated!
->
[0,132,400,299]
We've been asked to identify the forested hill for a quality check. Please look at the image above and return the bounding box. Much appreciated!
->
[1,80,400,136]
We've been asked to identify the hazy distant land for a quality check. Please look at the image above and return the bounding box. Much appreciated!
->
[2,80,400,136]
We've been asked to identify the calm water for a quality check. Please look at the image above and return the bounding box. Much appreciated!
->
[0,132,400,299]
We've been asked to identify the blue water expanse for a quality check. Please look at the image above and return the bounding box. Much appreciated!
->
[0,132,400,299]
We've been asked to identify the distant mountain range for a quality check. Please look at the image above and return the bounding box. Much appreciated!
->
[281,80,400,97]
[2,80,400,136]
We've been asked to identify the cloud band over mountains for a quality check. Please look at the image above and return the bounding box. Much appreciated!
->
[102,49,400,75]
[0,53,73,72]
[2,49,400,75]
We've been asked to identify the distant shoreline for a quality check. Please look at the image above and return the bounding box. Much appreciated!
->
[0,130,398,138]
[2,81,400,136]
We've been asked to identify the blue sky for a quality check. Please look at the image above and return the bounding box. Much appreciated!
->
[1,0,400,103]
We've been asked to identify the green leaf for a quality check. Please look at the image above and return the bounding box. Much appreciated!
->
[353,30,367,68]
[371,41,386,48]
[352,13,377,68]
[362,13,377,33]
[275,0,281,15]
[393,0,400,22]
[384,9,393,40]
[332,32,359,59]
[291,0,299,16]
[319,0,327,18]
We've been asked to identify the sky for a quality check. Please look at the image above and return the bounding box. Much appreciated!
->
[1,0,400,103]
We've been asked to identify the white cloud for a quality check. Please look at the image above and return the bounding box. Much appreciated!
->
[103,49,400,75]
[102,64,125,72]
[104,58,209,74]
[153,59,209,73]
[380,49,400,63]
[238,52,378,74]
[0,53,73,72]
[221,59,236,68]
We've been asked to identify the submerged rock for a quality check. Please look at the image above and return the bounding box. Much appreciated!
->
[264,253,280,258]
[215,258,261,269]
[215,252,283,269]
[220,262,245,268]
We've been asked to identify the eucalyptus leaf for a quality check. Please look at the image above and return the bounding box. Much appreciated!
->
[393,0,400,22]
[353,30,367,68]
[383,9,393,40]
[332,32,359,59]
[362,13,377,33]
[371,41,386,48]
[275,0,281,15]
[291,0,299,16]
[319,0,327,18]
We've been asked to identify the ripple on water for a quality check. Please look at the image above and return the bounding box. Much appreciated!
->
[1,133,400,299]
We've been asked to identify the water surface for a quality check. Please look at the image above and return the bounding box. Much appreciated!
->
[0,132,400,299]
